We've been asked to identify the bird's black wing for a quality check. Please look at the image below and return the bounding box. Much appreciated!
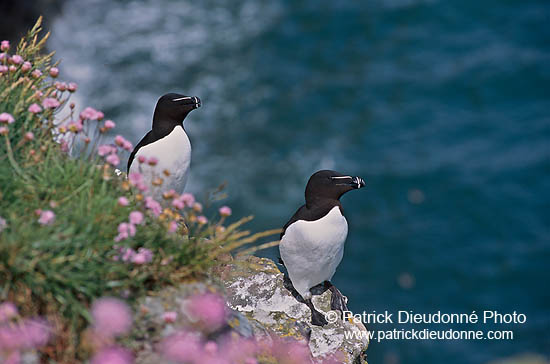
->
[127,130,154,173]
[280,204,307,240]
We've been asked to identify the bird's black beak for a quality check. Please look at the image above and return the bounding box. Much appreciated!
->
[353,176,366,189]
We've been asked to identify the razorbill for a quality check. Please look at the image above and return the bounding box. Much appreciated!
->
[279,170,365,326]
[127,93,201,198]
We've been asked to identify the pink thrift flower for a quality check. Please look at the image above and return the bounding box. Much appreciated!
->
[24,132,34,141]
[106,154,120,166]
[54,81,67,91]
[0,302,18,322]
[129,211,144,225]
[162,311,177,323]
[114,135,125,147]
[4,351,20,364]
[171,198,185,210]
[8,65,16,72]
[0,126,8,135]
[68,120,83,133]
[90,347,134,364]
[49,67,59,77]
[79,106,101,120]
[11,55,23,65]
[42,97,60,109]
[0,318,52,350]
[131,248,153,264]
[118,223,136,237]
[192,202,203,213]
[98,144,116,156]
[1,40,9,51]
[180,193,195,207]
[60,140,69,152]
[31,69,42,78]
[122,140,133,151]
[0,65,8,74]
[119,247,136,261]
[28,103,42,114]
[147,157,158,166]
[21,61,31,72]
[38,210,55,225]
[197,215,208,225]
[145,197,162,216]
[204,341,218,355]
[131,253,146,264]
[0,112,14,124]
[137,155,146,164]
[128,172,143,186]
[168,221,178,233]
[270,338,311,364]
[160,331,203,363]
[91,298,132,337]
[136,182,148,192]
[104,120,115,129]
[67,82,78,92]
[219,206,232,217]
[117,197,129,207]
[186,293,226,330]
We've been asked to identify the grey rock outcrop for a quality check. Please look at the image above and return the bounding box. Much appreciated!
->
[134,256,369,363]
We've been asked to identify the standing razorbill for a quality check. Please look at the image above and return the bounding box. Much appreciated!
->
[279,170,365,326]
[127,93,201,198]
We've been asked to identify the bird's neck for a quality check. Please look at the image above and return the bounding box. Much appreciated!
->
[305,196,340,210]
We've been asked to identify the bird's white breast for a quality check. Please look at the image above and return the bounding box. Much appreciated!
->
[130,125,191,199]
[279,206,348,299]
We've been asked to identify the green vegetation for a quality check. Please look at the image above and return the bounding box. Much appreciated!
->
[0,18,279,362]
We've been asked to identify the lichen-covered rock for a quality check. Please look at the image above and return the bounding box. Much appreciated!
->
[220,256,369,364]
[132,256,368,364]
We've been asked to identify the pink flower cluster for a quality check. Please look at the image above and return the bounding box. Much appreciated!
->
[91,297,132,337]
[171,192,195,209]
[0,302,52,358]
[42,97,60,109]
[128,172,146,192]
[38,210,56,226]
[219,206,232,217]
[0,112,14,124]
[80,106,104,121]
[114,135,133,151]
[145,196,162,216]
[113,209,145,242]
[88,297,134,364]
[186,293,226,331]
[90,346,133,364]
[157,328,322,364]
[112,246,153,265]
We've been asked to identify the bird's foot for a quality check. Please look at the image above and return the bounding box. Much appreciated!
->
[306,299,328,326]
[310,308,328,326]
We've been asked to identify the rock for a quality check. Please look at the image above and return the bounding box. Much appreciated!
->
[219,256,369,364]
[133,256,369,364]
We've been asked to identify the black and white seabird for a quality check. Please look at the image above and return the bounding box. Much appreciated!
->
[279,170,366,326]
[127,93,201,198]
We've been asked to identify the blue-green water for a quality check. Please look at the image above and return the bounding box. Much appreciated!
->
[50,0,549,362]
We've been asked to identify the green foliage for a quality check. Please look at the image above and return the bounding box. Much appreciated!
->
[0,18,279,362]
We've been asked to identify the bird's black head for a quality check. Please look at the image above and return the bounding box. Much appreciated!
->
[152,93,201,131]
[305,170,365,206]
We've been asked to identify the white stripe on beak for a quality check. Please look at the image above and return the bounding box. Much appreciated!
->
[172,96,193,102]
